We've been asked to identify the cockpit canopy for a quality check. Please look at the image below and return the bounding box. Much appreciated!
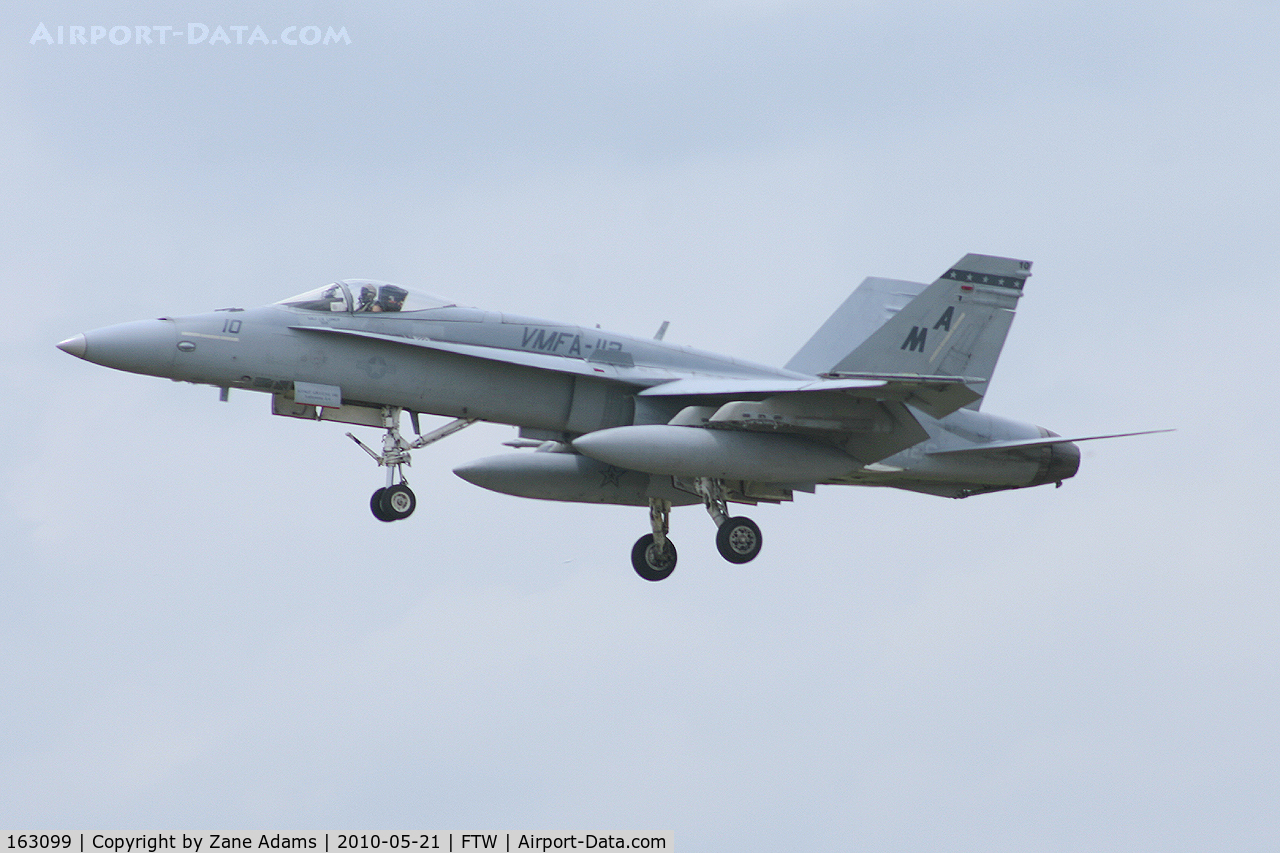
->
[277,280,457,314]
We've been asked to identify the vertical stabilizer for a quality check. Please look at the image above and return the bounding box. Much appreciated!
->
[783,252,1034,409]
[785,277,927,375]
[825,254,1030,408]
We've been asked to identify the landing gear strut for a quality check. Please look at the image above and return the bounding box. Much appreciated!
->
[348,408,475,522]
[628,479,763,580]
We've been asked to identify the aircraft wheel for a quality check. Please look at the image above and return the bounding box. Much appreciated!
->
[381,483,417,520]
[716,516,762,564]
[370,488,395,522]
[631,533,677,582]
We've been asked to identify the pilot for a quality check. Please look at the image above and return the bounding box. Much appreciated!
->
[375,285,407,313]
[356,285,378,312]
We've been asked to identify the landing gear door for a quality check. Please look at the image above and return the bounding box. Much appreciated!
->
[271,390,386,427]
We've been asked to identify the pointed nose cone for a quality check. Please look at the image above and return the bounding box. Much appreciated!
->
[56,319,178,377]
[57,334,88,359]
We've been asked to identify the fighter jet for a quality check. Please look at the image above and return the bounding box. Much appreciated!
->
[57,254,1162,580]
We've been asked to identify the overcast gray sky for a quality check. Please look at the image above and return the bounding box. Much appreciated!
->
[4,2,1279,849]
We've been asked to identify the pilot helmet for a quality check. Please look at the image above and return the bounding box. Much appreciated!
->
[379,285,408,310]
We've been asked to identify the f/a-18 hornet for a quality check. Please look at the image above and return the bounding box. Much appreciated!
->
[58,254,1161,580]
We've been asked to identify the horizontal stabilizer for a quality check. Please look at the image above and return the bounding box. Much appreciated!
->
[929,429,1174,458]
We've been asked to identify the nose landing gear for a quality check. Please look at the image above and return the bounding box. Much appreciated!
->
[370,482,417,522]
[348,408,475,522]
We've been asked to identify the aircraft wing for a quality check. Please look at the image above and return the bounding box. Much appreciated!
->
[293,326,982,416]
[635,374,995,465]
[637,377,886,397]
[291,325,991,463]
[288,325,682,385]
[639,374,984,419]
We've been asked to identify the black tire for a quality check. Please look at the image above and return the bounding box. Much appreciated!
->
[716,516,762,564]
[631,533,677,581]
[380,483,417,520]
[370,488,394,522]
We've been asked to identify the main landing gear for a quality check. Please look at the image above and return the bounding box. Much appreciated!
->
[630,478,763,581]
[632,499,678,582]
[347,407,475,523]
